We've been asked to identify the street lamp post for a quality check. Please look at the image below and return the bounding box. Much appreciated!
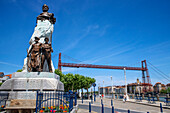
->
[137,78,140,96]
[93,83,96,102]
[111,76,113,99]
[91,87,93,103]
[138,83,140,96]
[98,83,100,96]
[103,80,105,98]
[124,68,127,95]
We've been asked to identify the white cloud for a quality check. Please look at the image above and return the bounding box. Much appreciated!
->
[0,61,22,68]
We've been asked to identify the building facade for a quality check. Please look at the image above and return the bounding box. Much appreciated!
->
[99,86,125,94]
[153,82,166,93]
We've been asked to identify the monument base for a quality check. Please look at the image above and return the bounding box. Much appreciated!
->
[0,72,64,100]
[0,72,64,113]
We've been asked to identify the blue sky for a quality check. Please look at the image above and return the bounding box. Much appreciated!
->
[0,0,170,90]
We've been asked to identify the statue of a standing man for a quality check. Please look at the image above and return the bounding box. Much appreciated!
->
[41,37,53,72]
[27,37,42,72]
[23,4,56,72]
[29,4,56,45]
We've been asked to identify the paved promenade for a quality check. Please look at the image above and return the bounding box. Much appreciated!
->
[77,97,170,113]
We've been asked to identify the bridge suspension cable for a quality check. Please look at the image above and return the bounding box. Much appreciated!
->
[62,53,82,63]
[149,70,168,83]
[147,61,169,79]
[147,62,170,82]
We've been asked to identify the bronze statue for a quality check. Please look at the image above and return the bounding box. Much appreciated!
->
[27,49,31,72]
[27,37,42,72]
[41,37,53,72]
[37,4,56,24]
[25,4,55,72]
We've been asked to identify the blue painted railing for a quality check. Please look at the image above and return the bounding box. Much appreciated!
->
[36,90,77,113]
[0,93,8,111]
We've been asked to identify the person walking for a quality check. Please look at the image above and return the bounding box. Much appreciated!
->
[99,94,101,98]
[123,93,127,103]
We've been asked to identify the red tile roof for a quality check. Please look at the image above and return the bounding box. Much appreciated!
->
[0,72,4,75]
[5,74,12,78]
[166,83,170,86]
[156,82,161,84]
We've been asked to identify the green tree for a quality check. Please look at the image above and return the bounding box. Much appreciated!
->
[167,87,170,93]
[54,69,96,94]
[65,73,74,91]
[160,89,167,94]
[73,74,81,91]
[0,83,3,86]
[160,87,170,94]
[54,69,63,76]
[17,69,22,72]
[54,69,65,82]
[79,75,86,97]
[84,77,96,99]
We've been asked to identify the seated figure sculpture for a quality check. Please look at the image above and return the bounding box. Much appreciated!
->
[41,37,53,72]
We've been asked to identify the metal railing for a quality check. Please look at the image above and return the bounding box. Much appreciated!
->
[0,93,9,111]
[88,99,164,113]
[36,90,77,113]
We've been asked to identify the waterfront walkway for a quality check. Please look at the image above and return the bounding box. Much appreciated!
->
[77,97,170,113]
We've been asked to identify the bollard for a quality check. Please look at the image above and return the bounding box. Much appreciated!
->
[91,96,93,104]
[156,94,159,101]
[75,92,77,106]
[128,110,130,113]
[102,104,104,113]
[132,94,134,99]
[112,93,113,99]
[82,96,83,103]
[101,99,103,105]
[142,94,145,100]
[112,106,114,113]
[89,102,91,113]
[160,103,163,113]
[111,99,113,106]
[148,94,151,98]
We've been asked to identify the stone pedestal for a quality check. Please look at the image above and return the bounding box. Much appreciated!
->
[0,72,64,113]
[0,72,63,92]
[0,72,64,97]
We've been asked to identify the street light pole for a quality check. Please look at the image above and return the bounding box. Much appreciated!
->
[93,83,96,102]
[124,68,127,95]
[103,80,105,98]
[137,78,140,96]
[139,86,140,96]
[91,87,93,103]
[111,76,113,99]
[98,83,100,96]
